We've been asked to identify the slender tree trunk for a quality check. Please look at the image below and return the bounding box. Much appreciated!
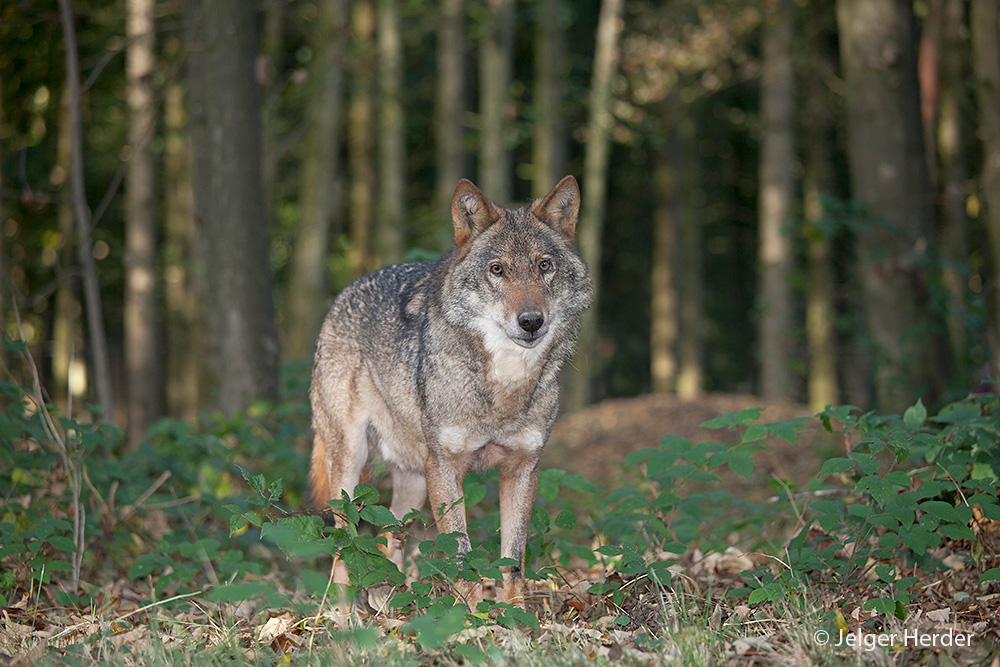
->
[187,0,280,415]
[377,0,405,264]
[757,0,796,400]
[435,0,466,221]
[58,0,115,422]
[650,127,677,394]
[348,0,377,279]
[532,0,567,197]
[676,111,704,401]
[52,86,84,408]
[260,0,285,212]
[125,0,161,448]
[938,0,970,383]
[285,0,347,360]
[803,125,839,412]
[163,46,201,421]
[478,0,515,202]
[836,0,934,411]
[563,0,625,411]
[971,0,1000,382]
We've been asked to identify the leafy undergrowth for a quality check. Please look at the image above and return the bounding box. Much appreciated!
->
[3,343,1000,665]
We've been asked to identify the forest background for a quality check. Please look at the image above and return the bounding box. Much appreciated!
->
[2,0,1000,445]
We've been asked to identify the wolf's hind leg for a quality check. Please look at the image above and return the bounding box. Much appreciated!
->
[312,415,370,590]
[377,468,427,571]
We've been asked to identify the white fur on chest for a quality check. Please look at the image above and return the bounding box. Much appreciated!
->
[475,318,548,388]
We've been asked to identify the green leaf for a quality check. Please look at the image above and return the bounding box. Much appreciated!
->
[462,479,487,507]
[903,399,927,430]
[700,407,763,429]
[766,417,811,445]
[856,475,898,506]
[554,510,577,530]
[237,465,266,496]
[360,504,399,528]
[727,454,754,480]
[405,605,467,649]
[560,474,600,494]
[819,458,854,476]
[978,568,1000,584]
[863,598,897,616]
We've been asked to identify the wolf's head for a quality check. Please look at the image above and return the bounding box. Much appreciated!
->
[442,177,593,358]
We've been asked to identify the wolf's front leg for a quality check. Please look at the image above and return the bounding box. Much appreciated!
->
[497,452,540,607]
[424,447,483,607]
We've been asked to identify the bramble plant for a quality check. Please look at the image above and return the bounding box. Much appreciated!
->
[3,336,999,662]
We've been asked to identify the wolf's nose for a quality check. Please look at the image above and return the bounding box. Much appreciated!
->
[517,312,544,334]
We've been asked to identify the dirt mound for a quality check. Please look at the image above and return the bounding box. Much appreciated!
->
[544,392,827,488]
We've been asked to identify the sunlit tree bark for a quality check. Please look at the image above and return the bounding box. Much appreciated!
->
[124,0,161,448]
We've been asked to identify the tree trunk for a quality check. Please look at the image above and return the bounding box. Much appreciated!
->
[348,0,377,279]
[971,0,1000,383]
[51,86,84,409]
[435,0,467,221]
[125,0,161,448]
[163,49,201,421]
[676,111,704,402]
[377,0,406,264]
[532,0,567,197]
[938,0,970,383]
[563,0,625,411]
[836,0,934,412]
[58,0,115,422]
[187,0,280,415]
[650,128,677,394]
[803,125,839,412]
[285,0,347,360]
[757,0,796,400]
[478,0,515,202]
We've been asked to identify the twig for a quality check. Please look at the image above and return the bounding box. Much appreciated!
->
[12,303,83,592]
[117,470,173,523]
[767,488,852,504]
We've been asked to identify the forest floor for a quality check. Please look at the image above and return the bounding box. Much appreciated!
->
[3,393,999,666]
[545,392,823,490]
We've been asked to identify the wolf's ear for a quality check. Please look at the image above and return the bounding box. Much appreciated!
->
[530,175,580,243]
[452,179,500,249]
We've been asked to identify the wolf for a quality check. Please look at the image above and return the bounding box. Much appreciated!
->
[309,175,592,606]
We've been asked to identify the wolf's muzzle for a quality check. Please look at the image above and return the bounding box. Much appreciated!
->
[517,311,545,334]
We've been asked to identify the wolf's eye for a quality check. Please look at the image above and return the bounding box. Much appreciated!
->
[539,259,553,273]
[489,262,504,276]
